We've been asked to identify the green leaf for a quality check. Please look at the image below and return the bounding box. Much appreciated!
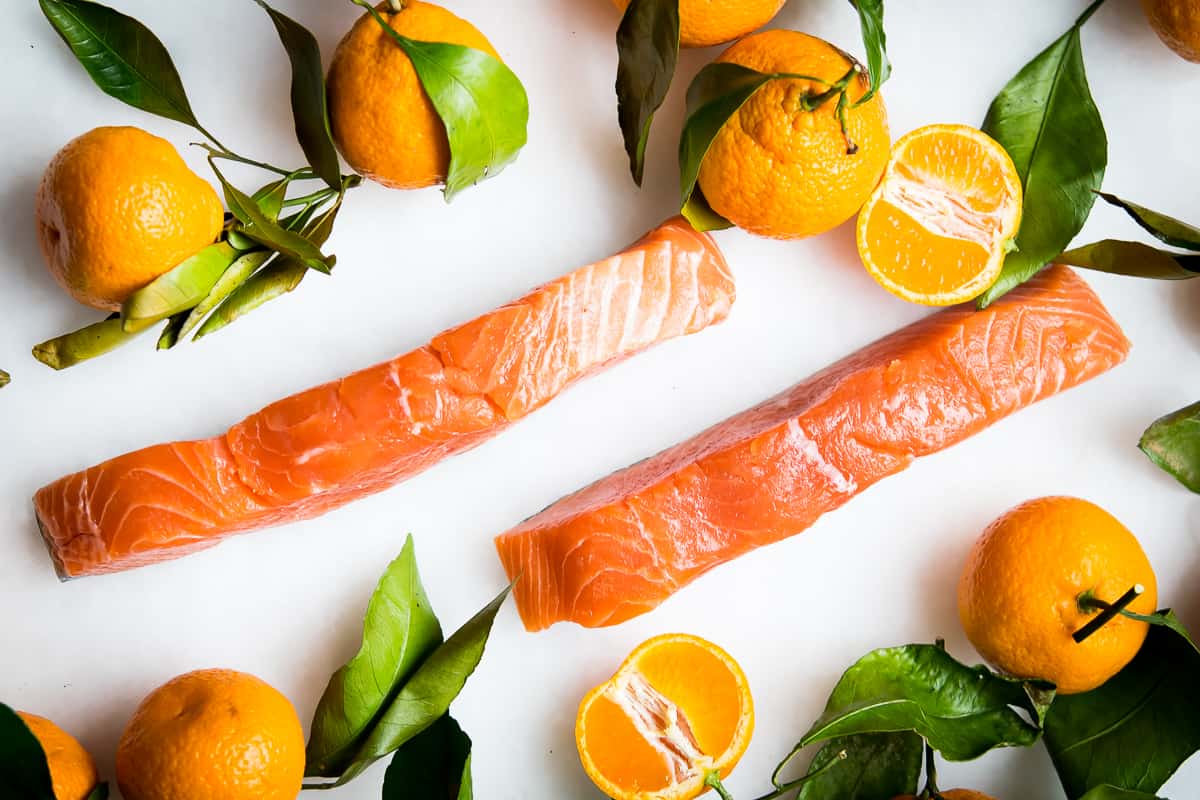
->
[156,312,187,350]
[793,732,923,800]
[1139,401,1200,492]
[615,0,680,186]
[0,702,56,799]
[798,644,1052,761]
[1058,239,1200,279]
[679,62,776,231]
[120,242,240,328]
[355,2,529,200]
[84,784,110,800]
[977,2,1107,307]
[1078,787,1165,800]
[0,370,9,389]
[1097,192,1200,251]
[850,0,890,102]
[177,250,272,340]
[32,316,144,370]
[251,178,291,223]
[1044,612,1200,798]
[254,1,342,190]
[306,536,445,778]
[381,715,472,800]
[38,0,201,130]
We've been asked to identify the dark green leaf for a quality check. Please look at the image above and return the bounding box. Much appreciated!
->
[679,62,775,231]
[1058,239,1200,279]
[793,732,922,800]
[0,370,9,389]
[355,2,529,200]
[178,250,272,340]
[850,0,890,102]
[977,7,1107,307]
[306,536,445,778]
[254,1,342,190]
[381,715,472,800]
[1139,401,1200,492]
[84,784,110,800]
[1045,612,1200,798]
[120,241,239,328]
[1097,192,1200,252]
[38,0,201,130]
[0,702,56,799]
[1079,787,1165,800]
[156,312,187,350]
[615,0,680,186]
[798,644,1052,761]
[32,316,144,370]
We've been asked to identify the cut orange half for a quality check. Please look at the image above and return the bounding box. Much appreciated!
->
[575,633,754,800]
[856,123,1022,306]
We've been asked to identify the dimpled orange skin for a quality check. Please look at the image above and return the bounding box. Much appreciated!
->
[1142,0,1200,62]
[115,669,305,800]
[958,497,1158,695]
[35,126,224,311]
[17,712,99,800]
[893,791,997,800]
[327,1,500,189]
[697,30,890,239]
[610,0,787,48]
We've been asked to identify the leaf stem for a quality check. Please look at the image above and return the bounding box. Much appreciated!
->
[282,188,339,208]
[194,143,311,178]
[706,772,737,800]
[922,742,941,799]
[1075,0,1108,28]
[1074,584,1144,643]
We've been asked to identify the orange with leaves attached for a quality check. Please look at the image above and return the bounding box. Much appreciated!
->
[609,0,786,48]
[17,712,99,800]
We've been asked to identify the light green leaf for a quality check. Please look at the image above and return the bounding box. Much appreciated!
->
[120,241,239,329]
[32,316,145,370]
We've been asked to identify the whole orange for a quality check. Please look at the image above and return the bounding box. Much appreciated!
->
[17,712,99,800]
[958,497,1158,694]
[36,126,224,311]
[609,0,787,48]
[115,668,305,800]
[696,30,890,239]
[327,1,501,189]
[1142,0,1200,62]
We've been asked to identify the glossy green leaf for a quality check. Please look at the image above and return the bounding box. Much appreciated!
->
[798,645,1052,761]
[0,702,56,799]
[177,250,271,340]
[850,0,890,102]
[1078,787,1165,800]
[1097,192,1200,251]
[1058,239,1200,279]
[120,242,239,328]
[679,62,776,230]
[254,1,341,190]
[793,732,922,800]
[355,2,528,200]
[1045,612,1200,798]
[306,536,445,778]
[38,0,201,130]
[381,715,472,800]
[977,1,1107,307]
[0,370,9,389]
[615,0,680,186]
[1139,401,1200,492]
[32,316,144,370]
[156,312,187,350]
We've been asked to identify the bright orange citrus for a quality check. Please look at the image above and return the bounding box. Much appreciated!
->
[856,124,1022,306]
[327,0,501,189]
[696,30,890,239]
[610,0,787,48]
[1142,0,1200,62]
[115,668,305,800]
[575,633,754,800]
[35,126,224,311]
[958,497,1158,694]
[17,712,99,800]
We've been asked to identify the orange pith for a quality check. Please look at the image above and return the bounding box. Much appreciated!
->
[610,0,787,48]
[857,124,1022,306]
[576,633,753,800]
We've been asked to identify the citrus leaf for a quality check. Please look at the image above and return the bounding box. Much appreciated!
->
[355,2,529,201]
[0,370,9,389]
[679,62,776,231]
[849,0,890,103]
[306,536,445,778]
[0,702,56,799]
[177,250,271,340]
[976,1,1107,307]
[798,644,1053,761]
[1079,787,1165,800]
[120,241,239,329]
[1139,401,1200,492]
[1044,611,1200,798]
[251,177,292,223]
[156,312,187,350]
[1097,192,1200,251]
[615,0,680,186]
[253,1,342,190]
[381,715,472,800]
[1057,239,1200,279]
[793,732,922,800]
[38,0,202,130]
[32,316,144,370]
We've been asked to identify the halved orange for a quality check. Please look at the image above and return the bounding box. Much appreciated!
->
[857,123,1022,306]
[575,633,754,800]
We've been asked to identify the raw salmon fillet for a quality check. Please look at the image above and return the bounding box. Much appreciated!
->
[496,266,1130,631]
[35,219,734,579]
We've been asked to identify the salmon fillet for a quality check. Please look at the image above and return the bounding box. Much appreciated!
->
[35,219,734,579]
[495,266,1130,631]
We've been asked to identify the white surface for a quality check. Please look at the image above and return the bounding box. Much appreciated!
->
[2,1,1199,798]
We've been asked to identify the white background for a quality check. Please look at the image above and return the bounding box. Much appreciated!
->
[2,1,1199,798]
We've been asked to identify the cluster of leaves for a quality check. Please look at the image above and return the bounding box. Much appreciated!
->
[0,703,107,799]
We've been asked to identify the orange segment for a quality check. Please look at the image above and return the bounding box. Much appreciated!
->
[576,633,754,800]
[857,123,1022,306]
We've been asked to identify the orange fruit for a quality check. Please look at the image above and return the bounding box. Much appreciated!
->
[575,633,754,800]
[115,668,305,800]
[696,30,890,239]
[1142,0,1200,62]
[958,497,1158,694]
[17,712,99,800]
[856,124,1022,306]
[893,791,997,800]
[327,1,501,189]
[610,0,787,48]
[35,126,224,311]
